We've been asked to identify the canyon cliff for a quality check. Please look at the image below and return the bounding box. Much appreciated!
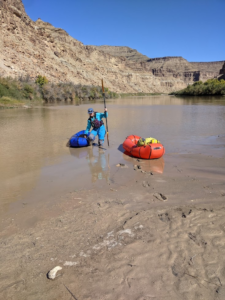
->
[218,62,225,80]
[0,0,224,93]
[95,47,224,85]
[94,46,150,62]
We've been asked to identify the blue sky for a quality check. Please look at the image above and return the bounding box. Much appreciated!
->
[23,0,225,62]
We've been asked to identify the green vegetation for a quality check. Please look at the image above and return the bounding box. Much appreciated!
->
[0,96,24,108]
[120,92,161,97]
[41,82,118,102]
[0,75,118,108]
[35,75,48,87]
[171,79,225,96]
[0,76,41,108]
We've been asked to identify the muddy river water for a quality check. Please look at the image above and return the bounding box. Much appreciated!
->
[0,95,225,230]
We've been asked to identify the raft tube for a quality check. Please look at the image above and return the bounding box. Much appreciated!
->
[69,130,90,147]
[123,135,165,159]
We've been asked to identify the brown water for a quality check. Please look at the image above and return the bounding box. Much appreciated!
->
[0,95,225,224]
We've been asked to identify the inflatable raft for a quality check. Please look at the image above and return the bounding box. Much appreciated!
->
[69,130,90,147]
[123,135,165,159]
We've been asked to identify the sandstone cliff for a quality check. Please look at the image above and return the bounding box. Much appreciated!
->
[95,46,224,85]
[218,62,225,80]
[125,56,201,84]
[93,46,150,62]
[190,61,224,81]
[0,0,223,94]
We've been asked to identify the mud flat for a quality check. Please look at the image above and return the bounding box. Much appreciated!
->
[0,148,225,300]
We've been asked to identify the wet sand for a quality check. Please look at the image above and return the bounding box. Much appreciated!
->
[0,148,225,300]
[0,97,225,299]
[1,96,225,220]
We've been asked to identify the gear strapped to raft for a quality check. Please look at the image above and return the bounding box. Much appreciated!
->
[88,112,104,129]
[137,137,160,147]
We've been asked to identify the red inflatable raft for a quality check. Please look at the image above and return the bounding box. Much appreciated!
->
[123,135,165,159]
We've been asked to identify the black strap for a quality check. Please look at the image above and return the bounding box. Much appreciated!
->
[148,145,152,159]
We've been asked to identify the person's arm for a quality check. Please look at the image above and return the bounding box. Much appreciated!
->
[99,108,108,119]
[85,119,91,135]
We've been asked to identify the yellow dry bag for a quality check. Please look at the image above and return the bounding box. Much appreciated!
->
[137,137,160,147]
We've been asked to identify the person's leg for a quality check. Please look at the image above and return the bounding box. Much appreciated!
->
[98,125,106,147]
[88,129,97,145]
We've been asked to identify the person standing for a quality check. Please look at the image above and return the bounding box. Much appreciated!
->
[85,108,108,147]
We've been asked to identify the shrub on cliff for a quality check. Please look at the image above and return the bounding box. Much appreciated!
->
[0,77,38,100]
[40,82,118,102]
[0,76,118,104]
[0,77,21,99]
[193,81,203,86]
[23,84,34,99]
[35,75,48,87]
[171,79,225,96]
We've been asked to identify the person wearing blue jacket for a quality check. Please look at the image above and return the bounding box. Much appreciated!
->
[85,107,108,147]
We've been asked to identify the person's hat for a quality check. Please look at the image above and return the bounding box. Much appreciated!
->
[88,108,94,114]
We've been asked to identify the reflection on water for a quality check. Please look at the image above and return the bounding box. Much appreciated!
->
[69,147,110,183]
[0,95,225,215]
[108,95,225,106]
[123,151,165,174]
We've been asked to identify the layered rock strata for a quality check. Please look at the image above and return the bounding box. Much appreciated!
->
[96,46,224,84]
[218,62,225,80]
[94,45,150,62]
[125,56,201,84]
[0,0,223,94]
[190,61,224,81]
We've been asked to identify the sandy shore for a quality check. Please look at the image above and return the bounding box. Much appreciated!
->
[0,151,225,300]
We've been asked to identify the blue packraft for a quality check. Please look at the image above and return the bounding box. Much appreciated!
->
[69,130,90,147]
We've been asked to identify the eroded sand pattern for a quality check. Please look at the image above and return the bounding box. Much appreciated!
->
[0,151,225,300]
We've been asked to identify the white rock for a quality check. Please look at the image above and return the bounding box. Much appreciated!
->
[47,266,62,280]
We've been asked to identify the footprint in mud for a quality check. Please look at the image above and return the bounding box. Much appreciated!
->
[116,163,128,168]
[181,209,192,218]
[142,181,150,188]
[134,165,142,170]
[216,286,225,298]
[188,232,207,247]
[153,193,168,201]
[171,257,186,278]
[158,212,170,222]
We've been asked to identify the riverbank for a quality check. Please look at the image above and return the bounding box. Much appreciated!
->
[0,149,225,300]
[0,96,25,108]
[0,75,119,107]
[171,78,225,96]
[120,92,162,97]
[0,75,167,109]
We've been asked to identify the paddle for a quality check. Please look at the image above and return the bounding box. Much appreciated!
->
[101,79,109,147]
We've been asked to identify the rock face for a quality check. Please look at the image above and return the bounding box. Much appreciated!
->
[218,62,225,80]
[96,46,224,84]
[94,46,150,62]
[190,61,224,81]
[126,56,202,84]
[0,0,224,93]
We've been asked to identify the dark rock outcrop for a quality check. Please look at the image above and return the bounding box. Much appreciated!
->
[218,62,225,80]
